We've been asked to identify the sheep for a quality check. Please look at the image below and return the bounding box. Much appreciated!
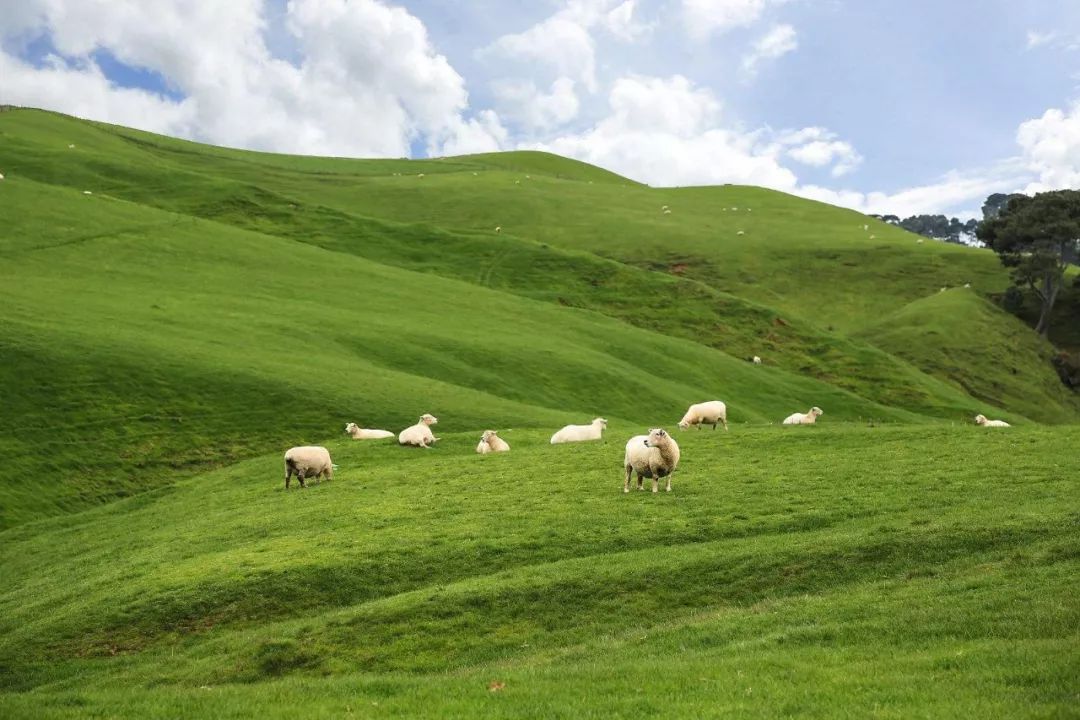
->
[68,143,75,149]
[661,205,669,211]
[398,413,439,448]
[83,190,92,195]
[782,407,823,425]
[495,226,502,233]
[678,400,728,431]
[974,414,1010,428]
[283,446,333,489]
[752,355,762,365]
[663,208,672,215]
[344,422,394,440]
[550,417,607,444]
[869,234,876,239]
[623,428,680,493]
[515,179,520,184]
[476,430,510,454]
[863,224,869,231]
[0,172,4,180]
[737,230,745,236]
[417,173,425,178]
[917,238,924,244]
[964,283,971,288]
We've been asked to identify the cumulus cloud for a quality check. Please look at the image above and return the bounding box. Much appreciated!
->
[0,0,504,158]
[778,127,862,177]
[741,24,797,77]
[1016,101,1080,193]
[492,77,580,132]
[681,0,785,40]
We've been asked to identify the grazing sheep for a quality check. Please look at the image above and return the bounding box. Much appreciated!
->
[68,143,75,149]
[83,190,92,195]
[863,224,869,231]
[964,283,971,288]
[869,234,876,239]
[917,238,924,243]
[344,422,394,440]
[495,226,502,233]
[678,400,728,431]
[974,414,1010,428]
[782,407,823,425]
[472,172,478,176]
[284,446,333,489]
[398,413,439,448]
[623,428,681,493]
[515,179,520,184]
[550,417,607,444]
[663,208,672,214]
[476,430,510,454]
[0,172,4,180]
[940,287,947,292]
[661,205,669,211]
[732,206,739,211]
[752,355,762,365]
[737,230,745,236]
[417,173,425,178]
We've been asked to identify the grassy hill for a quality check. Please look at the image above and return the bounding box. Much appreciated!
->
[0,108,1077,717]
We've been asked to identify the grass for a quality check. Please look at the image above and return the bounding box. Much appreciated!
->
[0,108,1077,717]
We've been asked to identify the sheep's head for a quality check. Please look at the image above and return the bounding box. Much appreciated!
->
[345,422,357,434]
[974,414,987,425]
[810,407,823,417]
[481,430,497,442]
[593,417,608,428]
[644,428,669,447]
[421,414,438,425]
[677,419,690,430]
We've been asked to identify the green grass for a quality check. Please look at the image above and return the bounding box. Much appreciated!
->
[1,426,1077,717]
[0,108,1077,717]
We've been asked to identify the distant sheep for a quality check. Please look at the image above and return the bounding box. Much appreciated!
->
[752,355,762,365]
[284,446,333,489]
[737,230,745,236]
[476,430,510,454]
[68,144,75,149]
[623,428,680,493]
[678,400,728,431]
[917,238,924,244]
[550,417,607,444]
[83,190,92,195]
[495,226,502,233]
[0,172,4,180]
[663,208,672,215]
[782,407,823,425]
[661,205,669,210]
[869,234,876,239]
[417,173,425,178]
[974,414,1010,428]
[344,422,394,440]
[863,224,869,231]
[399,413,439,448]
[964,283,971,288]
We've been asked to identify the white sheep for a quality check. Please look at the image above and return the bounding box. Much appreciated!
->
[678,400,728,431]
[917,238,924,244]
[661,205,669,211]
[863,224,869,231]
[68,143,75,149]
[83,190,92,195]
[964,283,971,288]
[283,446,333,489]
[663,208,672,215]
[495,226,502,233]
[737,230,745,236]
[476,430,510,454]
[417,173,425,178]
[782,407,823,425]
[398,413,439,448]
[974,414,1010,428]
[344,422,394,440]
[0,172,4,180]
[752,355,762,365]
[623,428,680,493]
[869,234,876,239]
[550,417,607,444]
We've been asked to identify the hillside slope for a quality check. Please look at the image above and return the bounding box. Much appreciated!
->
[2,108,1072,430]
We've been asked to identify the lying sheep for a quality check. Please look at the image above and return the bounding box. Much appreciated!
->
[399,413,439,448]
[782,407,823,425]
[678,400,728,431]
[550,417,607,444]
[974,414,1010,428]
[344,422,394,440]
[623,428,680,493]
[284,446,333,489]
[476,430,510,454]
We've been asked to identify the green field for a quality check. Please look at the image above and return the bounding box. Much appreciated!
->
[0,108,1077,718]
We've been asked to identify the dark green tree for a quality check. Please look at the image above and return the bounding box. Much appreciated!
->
[976,190,1080,337]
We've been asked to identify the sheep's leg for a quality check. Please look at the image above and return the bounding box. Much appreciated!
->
[297,471,306,489]
[285,467,292,490]
[651,476,659,493]
[722,417,729,431]
[665,475,672,492]
[623,465,632,493]
[637,473,645,491]
[711,422,716,430]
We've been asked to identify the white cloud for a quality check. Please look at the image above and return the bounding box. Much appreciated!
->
[528,74,799,188]
[741,23,797,77]
[480,14,599,93]
[682,0,785,40]
[778,127,862,177]
[0,0,504,158]
[1027,30,1055,49]
[492,77,580,132]
[1016,101,1080,193]
[1025,30,1080,52]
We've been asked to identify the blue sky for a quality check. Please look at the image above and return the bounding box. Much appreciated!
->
[2,0,1078,217]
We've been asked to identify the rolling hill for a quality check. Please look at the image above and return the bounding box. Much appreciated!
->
[0,107,1077,718]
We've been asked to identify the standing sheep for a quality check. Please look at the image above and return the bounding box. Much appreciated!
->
[752,355,762,365]
[344,422,394,440]
[678,400,728,431]
[974,414,1010,428]
[623,428,681,493]
[782,407,823,425]
[283,446,333,489]
[550,417,607,444]
[476,430,510,454]
[398,414,439,448]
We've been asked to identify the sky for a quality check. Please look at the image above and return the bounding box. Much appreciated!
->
[1,0,1078,218]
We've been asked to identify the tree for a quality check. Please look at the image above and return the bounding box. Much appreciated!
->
[981,192,1025,221]
[976,190,1080,337]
